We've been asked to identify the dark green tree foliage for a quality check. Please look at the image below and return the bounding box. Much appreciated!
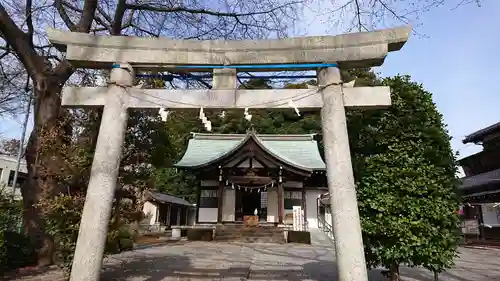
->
[151,168,198,203]
[147,106,204,202]
[349,75,460,279]
[230,79,322,135]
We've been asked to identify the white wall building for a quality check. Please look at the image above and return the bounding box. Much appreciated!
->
[0,154,27,200]
[139,190,196,232]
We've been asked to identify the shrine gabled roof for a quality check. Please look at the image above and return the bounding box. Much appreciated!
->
[462,121,500,144]
[145,191,194,207]
[174,132,326,171]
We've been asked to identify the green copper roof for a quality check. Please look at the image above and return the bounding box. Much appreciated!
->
[175,133,326,171]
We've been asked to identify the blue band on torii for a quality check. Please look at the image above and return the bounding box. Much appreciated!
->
[111,63,338,69]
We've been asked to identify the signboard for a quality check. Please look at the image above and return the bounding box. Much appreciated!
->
[292,206,304,231]
[461,219,480,235]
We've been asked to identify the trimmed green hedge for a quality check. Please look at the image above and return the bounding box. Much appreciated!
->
[187,229,213,241]
[287,231,311,244]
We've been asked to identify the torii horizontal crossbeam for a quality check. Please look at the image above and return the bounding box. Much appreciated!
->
[47,26,410,71]
[61,87,391,109]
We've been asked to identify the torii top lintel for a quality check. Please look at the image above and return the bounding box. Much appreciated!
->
[47,26,411,72]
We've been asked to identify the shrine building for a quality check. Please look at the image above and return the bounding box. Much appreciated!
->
[174,131,328,228]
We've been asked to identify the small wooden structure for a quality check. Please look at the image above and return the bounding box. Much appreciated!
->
[141,191,196,232]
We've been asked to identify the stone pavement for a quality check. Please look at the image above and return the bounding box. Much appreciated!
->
[4,241,500,281]
[309,229,335,248]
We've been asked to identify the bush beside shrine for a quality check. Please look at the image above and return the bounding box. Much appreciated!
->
[0,231,37,273]
[187,228,213,241]
[350,74,461,280]
[116,228,134,252]
[286,231,311,244]
[0,190,36,273]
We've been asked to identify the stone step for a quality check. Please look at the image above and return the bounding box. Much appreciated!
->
[214,235,285,241]
[214,226,285,244]
[214,237,286,244]
[215,235,283,240]
[215,232,283,237]
[216,230,282,234]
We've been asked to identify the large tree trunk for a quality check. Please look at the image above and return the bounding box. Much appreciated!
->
[0,0,99,267]
[21,77,70,266]
[390,263,400,281]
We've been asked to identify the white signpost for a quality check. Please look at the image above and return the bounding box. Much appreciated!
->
[293,206,304,231]
[48,26,410,281]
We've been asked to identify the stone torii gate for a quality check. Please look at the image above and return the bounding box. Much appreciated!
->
[48,26,410,281]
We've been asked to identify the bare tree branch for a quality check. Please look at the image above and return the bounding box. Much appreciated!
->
[96,4,112,24]
[25,0,34,46]
[0,3,44,81]
[111,0,127,35]
[125,2,301,18]
[61,1,105,32]
[54,0,76,31]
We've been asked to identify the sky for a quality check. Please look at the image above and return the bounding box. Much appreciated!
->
[377,0,500,159]
[299,0,499,160]
[1,0,499,164]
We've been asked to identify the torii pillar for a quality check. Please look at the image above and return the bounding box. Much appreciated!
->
[318,66,368,281]
[69,64,134,281]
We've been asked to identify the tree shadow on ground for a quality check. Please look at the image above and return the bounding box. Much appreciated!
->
[99,252,431,281]
[243,244,433,281]
[242,242,332,263]
[1,265,65,281]
[5,243,499,281]
[100,254,327,281]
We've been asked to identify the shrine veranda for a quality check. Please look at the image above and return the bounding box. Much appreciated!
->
[48,26,411,281]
